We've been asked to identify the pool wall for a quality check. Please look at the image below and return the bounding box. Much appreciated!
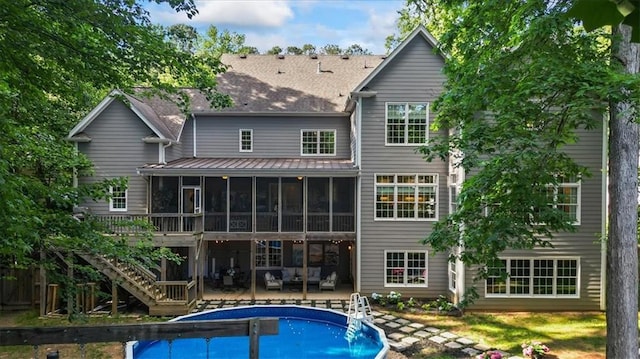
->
[127,305,389,359]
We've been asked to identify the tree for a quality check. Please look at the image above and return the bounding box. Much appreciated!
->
[568,2,640,357]
[267,46,283,55]
[343,44,372,55]
[404,0,640,357]
[0,0,229,314]
[320,44,342,55]
[166,24,200,53]
[201,25,250,56]
[302,44,317,55]
[286,46,303,55]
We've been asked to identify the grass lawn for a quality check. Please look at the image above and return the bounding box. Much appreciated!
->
[389,310,606,359]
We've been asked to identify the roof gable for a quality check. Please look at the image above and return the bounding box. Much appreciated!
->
[352,25,444,93]
[68,89,175,141]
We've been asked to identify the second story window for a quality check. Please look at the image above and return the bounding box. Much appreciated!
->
[301,130,335,156]
[109,185,127,212]
[375,174,438,220]
[386,103,428,145]
[239,129,253,152]
[546,175,581,224]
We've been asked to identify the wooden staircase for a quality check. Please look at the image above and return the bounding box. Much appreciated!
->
[78,253,197,316]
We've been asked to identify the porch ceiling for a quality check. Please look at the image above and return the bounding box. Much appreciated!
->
[138,157,358,176]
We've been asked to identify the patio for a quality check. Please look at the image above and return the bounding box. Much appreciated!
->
[202,281,352,301]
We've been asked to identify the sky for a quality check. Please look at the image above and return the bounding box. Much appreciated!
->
[146,0,407,54]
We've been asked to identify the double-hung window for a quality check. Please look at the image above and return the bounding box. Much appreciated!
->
[239,129,253,152]
[486,258,579,297]
[255,240,282,267]
[385,250,428,287]
[546,175,581,224]
[386,103,429,145]
[301,130,335,155]
[109,185,127,212]
[375,174,438,220]
[448,258,457,291]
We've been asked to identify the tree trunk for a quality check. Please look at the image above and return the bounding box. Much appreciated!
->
[607,24,639,359]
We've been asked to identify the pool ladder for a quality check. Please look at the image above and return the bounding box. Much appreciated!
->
[345,292,372,341]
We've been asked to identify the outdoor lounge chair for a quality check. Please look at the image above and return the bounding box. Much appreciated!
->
[319,271,337,291]
[264,272,283,291]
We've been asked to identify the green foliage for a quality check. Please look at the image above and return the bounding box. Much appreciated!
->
[402,0,636,299]
[343,44,372,55]
[320,44,342,55]
[201,25,255,56]
[286,46,303,55]
[421,295,455,312]
[569,0,640,42]
[267,46,283,55]
[0,0,228,313]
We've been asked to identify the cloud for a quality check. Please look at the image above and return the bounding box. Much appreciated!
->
[148,0,293,27]
[191,0,293,27]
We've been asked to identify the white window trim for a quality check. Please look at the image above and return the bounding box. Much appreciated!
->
[109,186,127,212]
[300,129,337,156]
[255,240,283,268]
[384,250,429,288]
[374,173,439,221]
[239,129,253,152]
[485,257,580,298]
[448,259,457,292]
[384,102,429,146]
[547,179,581,225]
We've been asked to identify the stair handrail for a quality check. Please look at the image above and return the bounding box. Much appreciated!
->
[77,253,159,301]
[107,257,157,283]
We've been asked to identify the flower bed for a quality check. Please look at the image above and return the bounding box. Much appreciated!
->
[370,292,462,317]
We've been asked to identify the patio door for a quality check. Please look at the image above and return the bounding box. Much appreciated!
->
[182,186,201,231]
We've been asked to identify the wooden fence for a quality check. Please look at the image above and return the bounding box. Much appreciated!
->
[0,318,278,359]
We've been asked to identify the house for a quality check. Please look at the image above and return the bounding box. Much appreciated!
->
[62,26,605,315]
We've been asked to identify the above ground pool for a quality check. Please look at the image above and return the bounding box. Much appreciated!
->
[129,305,388,359]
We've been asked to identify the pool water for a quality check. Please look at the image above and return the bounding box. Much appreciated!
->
[131,306,388,359]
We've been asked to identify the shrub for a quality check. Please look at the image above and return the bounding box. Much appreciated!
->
[521,341,550,358]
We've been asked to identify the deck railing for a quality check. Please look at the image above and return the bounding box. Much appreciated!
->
[156,280,196,303]
[92,213,203,234]
[92,212,354,234]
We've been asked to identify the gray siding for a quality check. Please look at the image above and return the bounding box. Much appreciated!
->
[181,119,195,158]
[189,116,351,158]
[165,139,183,162]
[358,35,450,299]
[466,126,604,311]
[77,101,157,214]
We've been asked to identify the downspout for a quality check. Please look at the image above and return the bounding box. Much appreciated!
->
[160,141,172,164]
[355,96,362,292]
[600,112,609,311]
[192,113,197,158]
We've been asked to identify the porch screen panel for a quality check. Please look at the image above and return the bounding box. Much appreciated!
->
[281,177,303,232]
[151,176,179,213]
[204,177,227,232]
[333,177,355,231]
[151,176,179,232]
[256,178,279,232]
[307,178,329,231]
[229,177,252,232]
